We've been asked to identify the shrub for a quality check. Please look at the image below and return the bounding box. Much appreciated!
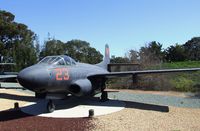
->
[170,76,194,92]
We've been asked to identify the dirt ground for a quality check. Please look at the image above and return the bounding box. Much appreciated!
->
[0,89,36,111]
[1,89,200,131]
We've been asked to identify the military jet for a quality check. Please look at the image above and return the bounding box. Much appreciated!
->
[1,44,200,112]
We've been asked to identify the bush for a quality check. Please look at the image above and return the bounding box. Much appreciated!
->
[170,76,194,92]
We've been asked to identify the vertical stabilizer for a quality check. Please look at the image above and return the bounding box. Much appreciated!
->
[96,44,110,70]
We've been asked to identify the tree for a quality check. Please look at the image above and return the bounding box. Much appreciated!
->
[40,39,65,59]
[0,10,37,71]
[65,40,103,64]
[165,44,186,62]
[34,35,40,61]
[139,41,163,68]
[40,39,103,64]
[126,49,139,63]
[110,55,130,63]
[148,41,164,61]
[183,37,200,61]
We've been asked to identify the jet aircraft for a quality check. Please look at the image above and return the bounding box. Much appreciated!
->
[1,44,200,112]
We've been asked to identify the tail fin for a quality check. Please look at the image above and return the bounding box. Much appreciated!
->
[96,44,110,70]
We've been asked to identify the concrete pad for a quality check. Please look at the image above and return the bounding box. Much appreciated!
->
[21,97,125,118]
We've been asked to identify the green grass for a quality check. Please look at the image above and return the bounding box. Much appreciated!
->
[160,61,200,92]
[161,61,200,68]
[147,61,200,70]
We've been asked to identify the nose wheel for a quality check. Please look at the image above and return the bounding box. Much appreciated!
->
[47,100,55,113]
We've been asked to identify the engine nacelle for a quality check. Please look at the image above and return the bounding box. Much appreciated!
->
[68,79,92,96]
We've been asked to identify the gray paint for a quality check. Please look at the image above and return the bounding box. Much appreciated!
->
[17,45,110,98]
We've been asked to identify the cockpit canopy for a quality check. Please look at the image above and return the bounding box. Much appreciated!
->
[38,55,76,66]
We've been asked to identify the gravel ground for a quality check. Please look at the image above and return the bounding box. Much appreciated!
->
[96,90,200,108]
[92,102,200,131]
[92,90,200,131]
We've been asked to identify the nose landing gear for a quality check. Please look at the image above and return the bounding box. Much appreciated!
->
[47,100,55,113]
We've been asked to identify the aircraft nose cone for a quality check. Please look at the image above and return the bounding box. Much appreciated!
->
[17,68,33,88]
[17,65,49,91]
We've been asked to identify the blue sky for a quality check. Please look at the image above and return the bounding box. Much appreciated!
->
[1,0,200,57]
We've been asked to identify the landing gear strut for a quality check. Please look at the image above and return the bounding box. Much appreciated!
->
[47,100,55,113]
[100,78,109,102]
[100,91,108,102]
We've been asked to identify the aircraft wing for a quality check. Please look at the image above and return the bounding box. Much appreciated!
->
[0,75,17,79]
[0,75,17,82]
[88,68,200,78]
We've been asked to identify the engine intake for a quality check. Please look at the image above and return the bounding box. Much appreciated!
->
[69,79,92,96]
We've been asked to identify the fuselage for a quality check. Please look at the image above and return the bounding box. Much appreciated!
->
[17,60,108,96]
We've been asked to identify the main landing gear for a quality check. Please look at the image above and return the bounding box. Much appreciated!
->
[99,78,109,102]
[100,91,109,102]
[47,100,55,113]
[35,93,55,113]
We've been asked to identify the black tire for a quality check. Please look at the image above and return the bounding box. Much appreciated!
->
[47,100,55,113]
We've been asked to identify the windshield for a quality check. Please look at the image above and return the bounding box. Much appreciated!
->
[38,55,76,66]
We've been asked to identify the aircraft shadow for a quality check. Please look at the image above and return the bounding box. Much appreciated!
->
[20,97,169,114]
[0,95,169,122]
[124,101,169,112]
[0,93,38,122]
[74,97,169,113]
[0,109,31,122]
